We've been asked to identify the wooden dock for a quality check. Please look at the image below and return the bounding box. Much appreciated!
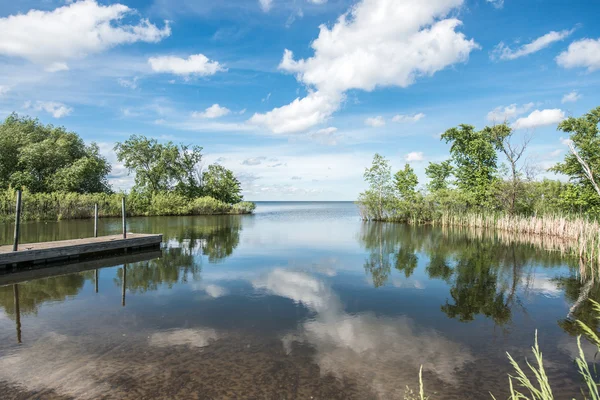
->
[0,233,163,267]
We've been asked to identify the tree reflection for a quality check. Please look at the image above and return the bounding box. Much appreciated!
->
[113,247,200,293]
[0,273,87,318]
[557,277,600,337]
[360,223,422,287]
[358,223,575,326]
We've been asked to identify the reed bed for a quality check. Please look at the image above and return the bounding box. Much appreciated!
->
[0,189,256,222]
[436,213,600,279]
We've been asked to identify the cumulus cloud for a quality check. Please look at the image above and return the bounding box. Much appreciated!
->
[392,113,425,123]
[556,38,600,72]
[0,0,170,71]
[562,91,582,103]
[191,104,231,119]
[491,29,575,61]
[148,54,226,77]
[486,103,534,122]
[513,109,565,130]
[249,0,478,134]
[24,100,73,118]
[405,151,424,162]
[365,116,386,127]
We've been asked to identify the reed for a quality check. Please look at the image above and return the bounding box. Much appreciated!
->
[0,189,256,222]
[436,213,600,280]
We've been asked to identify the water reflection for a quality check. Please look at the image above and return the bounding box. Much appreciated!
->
[255,268,474,398]
[1,204,599,399]
[359,223,574,326]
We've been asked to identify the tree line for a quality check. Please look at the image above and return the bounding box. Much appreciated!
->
[0,114,251,219]
[358,106,600,222]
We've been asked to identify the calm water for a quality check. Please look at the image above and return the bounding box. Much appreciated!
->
[0,202,596,399]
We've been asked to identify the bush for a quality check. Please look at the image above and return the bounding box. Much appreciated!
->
[0,189,255,222]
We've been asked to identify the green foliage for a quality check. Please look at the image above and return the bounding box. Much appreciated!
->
[0,114,111,194]
[442,124,500,208]
[114,135,203,196]
[395,164,419,200]
[425,160,453,192]
[551,107,600,216]
[202,164,243,204]
[0,189,254,222]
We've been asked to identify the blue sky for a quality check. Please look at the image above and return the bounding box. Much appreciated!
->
[0,0,599,200]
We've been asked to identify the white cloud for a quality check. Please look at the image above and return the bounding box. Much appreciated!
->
[364,116,386,127]
[486,0,504,9]
[148,54,225,77]
[259,0,273,12]
[118,77,139,89]
[491,29,574,61]
[0,86,9,96]
[405,151,424,162]
[392,113,425,123]
[310,127,340,145]
[0,0,170,71]
[308,0,328,4]
[513,109,565,130]
[562,91,581,103]
[486,103,534,122]
[556,38,600,72]
[250,0,478,134]
[24,101,73,118]
[242,157,267,166]
[191,104,231,119]
[249,90,342,134]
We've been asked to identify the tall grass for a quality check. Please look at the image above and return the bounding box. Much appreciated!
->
[0,189,255,222]
[409,300,600,400]
[437,213,600,280]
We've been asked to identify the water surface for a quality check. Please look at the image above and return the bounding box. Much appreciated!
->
[0,202,595,399]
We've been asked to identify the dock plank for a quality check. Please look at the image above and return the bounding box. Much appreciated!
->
[0,234,162,266]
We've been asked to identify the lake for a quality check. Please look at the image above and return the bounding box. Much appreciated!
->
[0,201,595,399]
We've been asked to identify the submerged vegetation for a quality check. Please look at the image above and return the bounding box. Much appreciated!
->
[0,115,254,221]
[358,106,600,276]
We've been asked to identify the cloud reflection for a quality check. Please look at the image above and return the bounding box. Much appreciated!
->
[254,268,474,398]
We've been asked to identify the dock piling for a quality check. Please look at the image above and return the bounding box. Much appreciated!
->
[13,190,22,252]
[94,203,98,238]
[122,197,127,239]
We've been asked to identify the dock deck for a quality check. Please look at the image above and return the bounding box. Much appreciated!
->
[0,233,163,266]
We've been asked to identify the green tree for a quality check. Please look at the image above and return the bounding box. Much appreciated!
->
[115,135,203,195]
[551,106,600,215]
[358,153,394,220]
[0,114,111,193]
[201,164,243,204]
[425,160,453,192]
[442,124,499,208]
[394,164,418,200]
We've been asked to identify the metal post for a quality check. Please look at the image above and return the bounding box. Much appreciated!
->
[13,190,22,252]
[121,197,127,239]
[94,203,98,238]
[14,284,21,344]
[95,269,99,293]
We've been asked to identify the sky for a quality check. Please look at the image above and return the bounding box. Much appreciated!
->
[0,0,599,201]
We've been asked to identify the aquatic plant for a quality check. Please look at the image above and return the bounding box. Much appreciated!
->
[0,189,255,222]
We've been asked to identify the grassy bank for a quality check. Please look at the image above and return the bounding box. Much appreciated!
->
[359,202,600,279]
[0,189,255,222]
